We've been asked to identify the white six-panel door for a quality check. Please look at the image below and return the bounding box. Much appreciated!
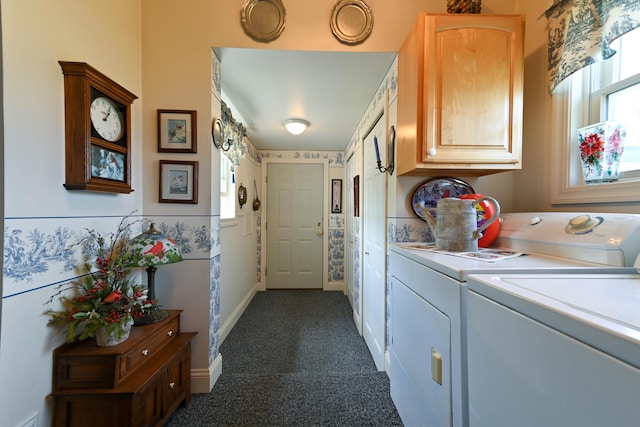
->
[362,114,387,371]
[266,163,324,289]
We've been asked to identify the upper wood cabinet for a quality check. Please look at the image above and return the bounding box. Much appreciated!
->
[396,14,525,176]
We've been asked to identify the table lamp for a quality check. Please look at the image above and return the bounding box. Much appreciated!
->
[128,223,183,324]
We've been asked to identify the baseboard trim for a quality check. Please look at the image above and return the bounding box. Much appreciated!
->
[385,349,391,375]
[325,281,345,292]
[219,284,258,344]
[191,352,222,393]
[353,308,363,336]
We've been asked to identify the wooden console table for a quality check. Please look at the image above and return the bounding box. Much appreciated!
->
[51,310,197,427]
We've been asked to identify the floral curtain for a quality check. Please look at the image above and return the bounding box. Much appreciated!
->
[221,101,247,166]
[544,0,640,93]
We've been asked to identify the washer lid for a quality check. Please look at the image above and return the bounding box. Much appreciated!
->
[467,273,640,369]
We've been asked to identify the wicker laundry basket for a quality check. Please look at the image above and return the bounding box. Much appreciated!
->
[447,0,481,13]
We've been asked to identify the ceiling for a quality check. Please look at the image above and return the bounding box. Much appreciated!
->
[218,48,396,151]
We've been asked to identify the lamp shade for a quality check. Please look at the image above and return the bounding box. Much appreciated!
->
[127,223,182,325]
[128,223,183,267]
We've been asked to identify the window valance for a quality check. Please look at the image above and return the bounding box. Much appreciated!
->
[221,101,247,165]
[544,0,640,93]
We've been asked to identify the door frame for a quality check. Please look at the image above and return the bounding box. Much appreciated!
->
[345,153,356,307]
[259,157,330,291]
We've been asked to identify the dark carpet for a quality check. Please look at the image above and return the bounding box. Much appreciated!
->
[166,290,403,426]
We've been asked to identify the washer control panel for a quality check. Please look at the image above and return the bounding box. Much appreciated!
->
[495,212,640,266]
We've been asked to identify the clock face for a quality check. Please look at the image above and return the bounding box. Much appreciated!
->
[90,96,124,142]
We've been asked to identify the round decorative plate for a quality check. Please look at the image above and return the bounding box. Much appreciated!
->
[212,117,224,148]
[411,177,475,222]
[240,0,286,43]
[330,0,373,46]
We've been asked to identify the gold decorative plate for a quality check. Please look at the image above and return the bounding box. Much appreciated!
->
[330,0,373,45]
[240,0,286,43]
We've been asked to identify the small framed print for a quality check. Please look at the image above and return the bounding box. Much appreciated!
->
[159,160,198,204]
[332,179,342,213]
[157,109,197,153]
[353,175,360,217]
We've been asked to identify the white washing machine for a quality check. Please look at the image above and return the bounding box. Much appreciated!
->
[389,212,640,427]
[466,272,640,427]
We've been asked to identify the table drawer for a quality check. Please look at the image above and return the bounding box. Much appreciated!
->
[119,315,179,379]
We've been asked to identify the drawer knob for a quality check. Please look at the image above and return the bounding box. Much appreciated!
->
[167,330,174,337]
[169,382,175,389]
[142,349,149,356]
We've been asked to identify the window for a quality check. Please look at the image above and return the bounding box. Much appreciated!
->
[551,27,640,204]
[220,154,235,220]
[587,27,640,175]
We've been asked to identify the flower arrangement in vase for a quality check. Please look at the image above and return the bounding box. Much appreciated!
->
[44,214,156,346]
[577,121,625,183]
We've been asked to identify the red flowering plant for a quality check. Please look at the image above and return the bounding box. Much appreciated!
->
[44,214,154,343]
[578,122,625,180]
[579,131,606,175]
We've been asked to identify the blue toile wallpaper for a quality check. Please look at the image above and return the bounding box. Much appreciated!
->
[4,214,222,371]
[3,217,220,293]
[328,214,345,284]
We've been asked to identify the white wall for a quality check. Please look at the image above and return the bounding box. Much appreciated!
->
[141,3,224,395]
[1,2,143,426]
[219,143,261,342]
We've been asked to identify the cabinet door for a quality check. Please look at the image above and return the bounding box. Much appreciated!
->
[135,375,164,427]
[424,14,524,165]
[391,278,451,426]
[397,13,524,176]
[163,343,192,417]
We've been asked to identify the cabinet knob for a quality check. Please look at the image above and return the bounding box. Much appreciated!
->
[142,349,149,356]
[169,382,175,389]
[167,330,174,337]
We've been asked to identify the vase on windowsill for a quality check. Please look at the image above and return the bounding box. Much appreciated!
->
[577,121,625,183]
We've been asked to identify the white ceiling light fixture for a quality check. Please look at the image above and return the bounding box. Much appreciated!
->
[283,118,309,136]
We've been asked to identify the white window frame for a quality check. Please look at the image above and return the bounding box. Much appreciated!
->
[550,67,640,205]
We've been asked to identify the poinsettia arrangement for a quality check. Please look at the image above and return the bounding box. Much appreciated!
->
[578,122,625,178]
[44,214,155,343]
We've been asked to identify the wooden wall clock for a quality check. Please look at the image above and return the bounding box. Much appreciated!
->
[59,61,138,193]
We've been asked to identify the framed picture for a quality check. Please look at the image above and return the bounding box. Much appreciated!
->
[159,160,199,204]
[354,175,360,217]
[332,179,342,213]
[157,109,197,153]
[91,145,126,182]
